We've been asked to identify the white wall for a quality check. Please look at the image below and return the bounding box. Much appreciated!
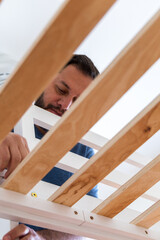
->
[0,0,159,69]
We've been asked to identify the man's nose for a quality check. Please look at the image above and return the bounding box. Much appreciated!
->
[58,96,73,110]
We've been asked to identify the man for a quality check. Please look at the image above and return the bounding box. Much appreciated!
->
[1,54,99,240]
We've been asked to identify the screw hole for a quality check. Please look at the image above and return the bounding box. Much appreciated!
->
[74,211,78,215]
[90,216,94,220]
[145,230,148,234]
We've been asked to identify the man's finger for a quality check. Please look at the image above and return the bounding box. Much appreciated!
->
[0,145,10,171]
[3,224,30,240]
[4,144,21,178]
[4,135,30,178]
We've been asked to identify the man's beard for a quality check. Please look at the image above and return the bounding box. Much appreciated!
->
[34,93,65,116]
[34,93,45,108]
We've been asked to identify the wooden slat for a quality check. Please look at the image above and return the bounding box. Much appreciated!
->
[131,200,160,228]
[57,152,159,203]
[32,105,151,168]
[9,118,160,203]
[92,154,160,218]
[0,0,115,143]
[32,105,151,169]
[2,12,160,194]
[48,96,160,205]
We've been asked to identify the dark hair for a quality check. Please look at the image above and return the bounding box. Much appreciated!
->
[64,54,99,79]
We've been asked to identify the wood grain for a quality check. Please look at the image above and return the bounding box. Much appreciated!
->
[131,200,160,228]
[48,96,160,205]
[93,154,160,217]
[0,0,115,143]
[2,12,160,194]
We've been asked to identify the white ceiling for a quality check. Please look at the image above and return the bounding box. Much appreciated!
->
[0,0,159,159]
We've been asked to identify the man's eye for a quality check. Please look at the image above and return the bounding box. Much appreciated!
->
[56,86,67,95]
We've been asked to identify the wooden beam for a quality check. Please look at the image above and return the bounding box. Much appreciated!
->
[92,154,160,218]
[1,189,159,240]
[48,96,160,205]
[0,0,115,143]
[32,105,151,168]
[2,12,160,194]
[131,200,160,229]
[12,113,160,204]
[10,116,160,203]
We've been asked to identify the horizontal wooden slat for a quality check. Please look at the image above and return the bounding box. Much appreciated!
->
[48,96,160,205]
[131,200,160,228]
[93,154,160,217]
[2,12,160,194]
[0,0,115,143]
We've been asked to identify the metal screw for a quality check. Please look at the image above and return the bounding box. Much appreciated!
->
[31,192,37,198]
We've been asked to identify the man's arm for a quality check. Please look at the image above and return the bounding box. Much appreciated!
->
[3,224,85,240]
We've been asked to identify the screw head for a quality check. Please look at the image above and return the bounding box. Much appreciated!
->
[31,192,37,198]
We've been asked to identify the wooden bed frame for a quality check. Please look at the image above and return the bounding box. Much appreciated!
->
[0,0,160,239]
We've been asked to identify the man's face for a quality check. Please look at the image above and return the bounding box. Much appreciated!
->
[35,65,92,116]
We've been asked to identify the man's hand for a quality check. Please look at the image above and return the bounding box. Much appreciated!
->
[3,224,45,240]
[0,132,29,178]
[3,224,85,240]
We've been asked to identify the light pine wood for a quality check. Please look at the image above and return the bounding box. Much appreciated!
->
[92,154,160,217]
[48,96,160,205]
[32,106,152,169]
[2,12,160,194]
[0,0,115,144]
[131,200,160,228]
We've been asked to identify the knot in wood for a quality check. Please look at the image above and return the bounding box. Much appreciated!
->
[144,126,151,133]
